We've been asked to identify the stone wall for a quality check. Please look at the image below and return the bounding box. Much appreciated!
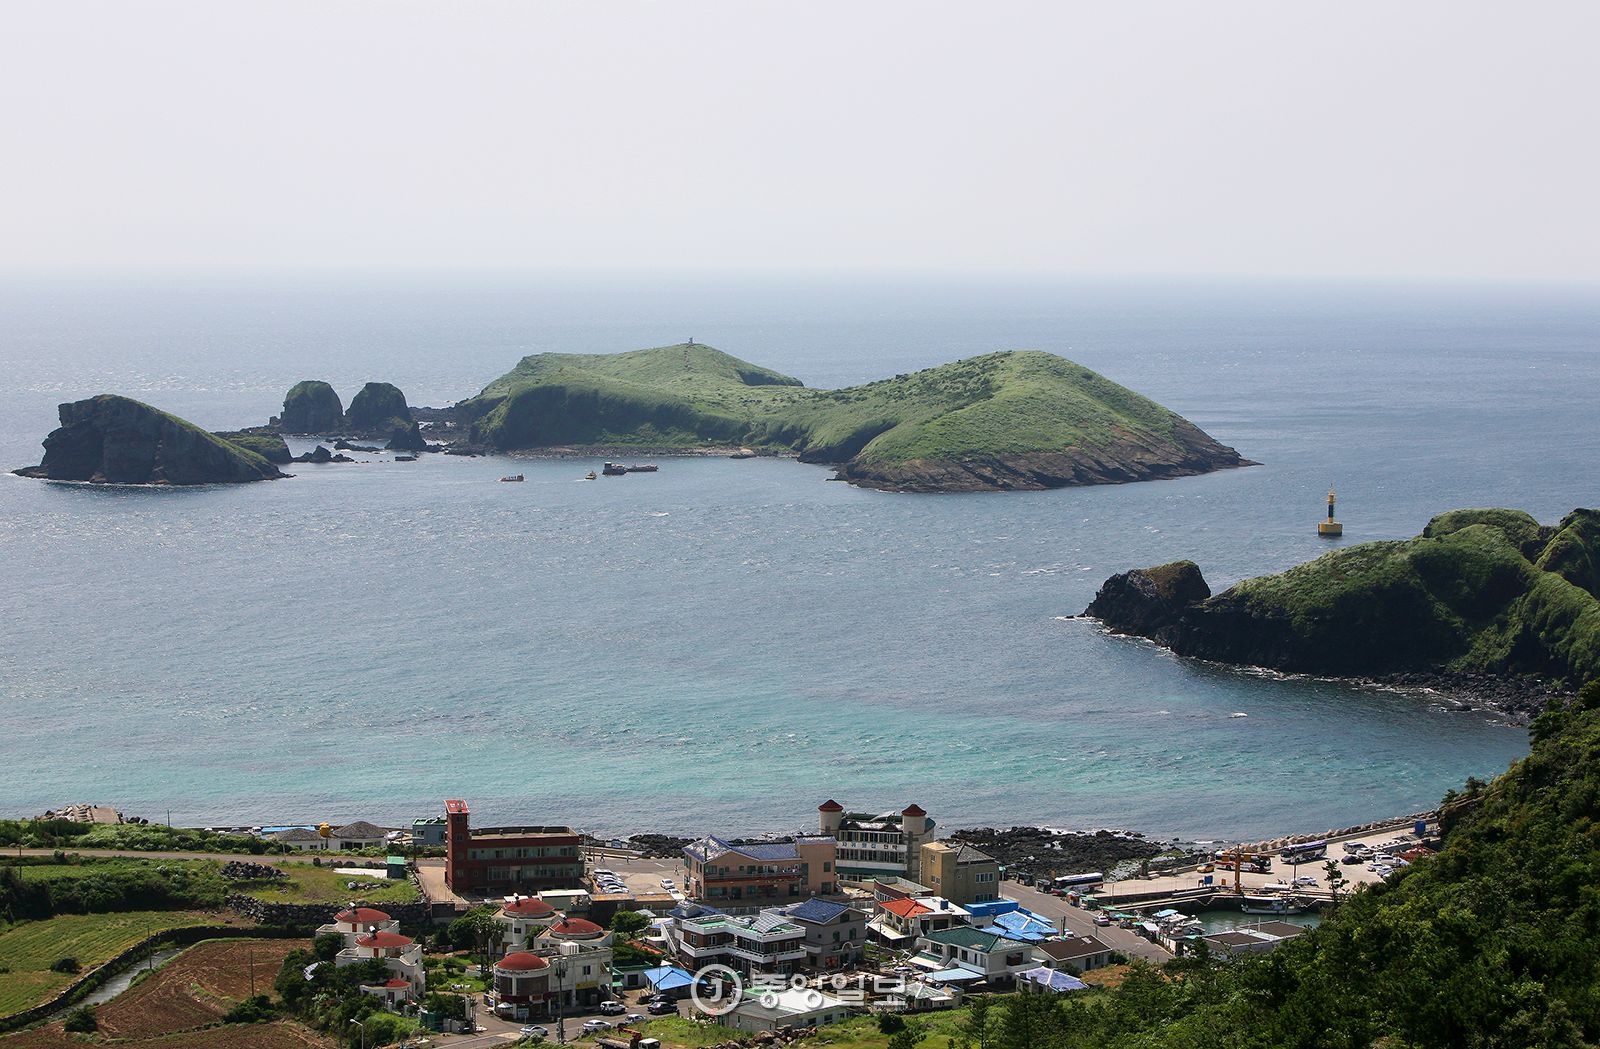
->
[223,895,434,930]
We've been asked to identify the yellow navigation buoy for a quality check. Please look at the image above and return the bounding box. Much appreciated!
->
[1318,488,1343,537]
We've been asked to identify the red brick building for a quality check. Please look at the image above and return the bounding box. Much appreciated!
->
[444,799,584,895]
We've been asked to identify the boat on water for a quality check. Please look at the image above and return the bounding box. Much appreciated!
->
[499,474,525,482]
[1239,893,1310,915]
[584,470,597,480]
[601,462,627,476]
[626,464,659,472]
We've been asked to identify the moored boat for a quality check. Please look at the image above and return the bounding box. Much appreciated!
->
[601,462,627,476]
[1240,893,1310,915]
[499,473,525,482]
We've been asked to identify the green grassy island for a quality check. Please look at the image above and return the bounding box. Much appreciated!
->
[456,343,1253,492]
[1085,508,1600,700]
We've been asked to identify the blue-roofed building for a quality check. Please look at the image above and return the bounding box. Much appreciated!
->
[1018,966,1089,993]
[983,908,1057,943]
[784,897,867,970]
[639,964,697,999]
[683,835,837,903]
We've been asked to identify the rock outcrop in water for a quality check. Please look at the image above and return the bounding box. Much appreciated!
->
[1084,508,1600,693]
[280,380,344,433]
[14,395,284,485]
[343,382,413,433]
[384,420,429,452]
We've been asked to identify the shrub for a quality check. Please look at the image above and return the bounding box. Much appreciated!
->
[49,956,81,974]
[224,994,279,1023]
[63,1006,97,1032]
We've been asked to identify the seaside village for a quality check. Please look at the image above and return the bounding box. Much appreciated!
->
[233,796,1437,1042]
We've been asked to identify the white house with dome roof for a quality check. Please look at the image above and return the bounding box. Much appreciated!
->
[317,905,426,1002]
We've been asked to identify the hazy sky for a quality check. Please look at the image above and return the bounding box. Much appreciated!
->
[4,1,1598,280]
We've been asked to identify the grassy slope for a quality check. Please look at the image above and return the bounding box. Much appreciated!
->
[465,345,1207,470]
[762,352,1185,465]
[108,398,278,475]
[1205,509,1600,683]
[231,863,418,906]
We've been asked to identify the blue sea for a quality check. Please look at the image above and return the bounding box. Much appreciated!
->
[2,273,1596,841]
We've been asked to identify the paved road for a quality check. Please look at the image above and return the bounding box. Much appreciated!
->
[1001,880,1170,963]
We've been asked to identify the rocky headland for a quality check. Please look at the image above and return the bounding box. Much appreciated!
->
[13,395,284,485]
[1082,508,1600,720]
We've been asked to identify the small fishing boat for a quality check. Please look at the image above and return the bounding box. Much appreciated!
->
[499,474,525,482]
[584,470,597,480]
[1239,894,1310,915]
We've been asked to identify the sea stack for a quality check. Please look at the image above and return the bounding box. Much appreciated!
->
[343,382,414,434]
[280,380,344,433]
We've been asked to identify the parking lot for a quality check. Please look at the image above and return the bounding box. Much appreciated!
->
[588,854,686,899]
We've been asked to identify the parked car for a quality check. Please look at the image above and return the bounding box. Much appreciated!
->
[1292,876,1318,887]
[520,1026,549,1038]
[647,1001,678,1015]
[626,1013,645,1022]
[1093,914,1111,926]
[582,1019,612,1033]
[598,1001,627,1015]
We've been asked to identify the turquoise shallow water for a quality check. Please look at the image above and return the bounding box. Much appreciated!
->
[1,274,1594,839]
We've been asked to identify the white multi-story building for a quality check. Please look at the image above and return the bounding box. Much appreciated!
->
[817,800,934,882]
[666,910,808,976]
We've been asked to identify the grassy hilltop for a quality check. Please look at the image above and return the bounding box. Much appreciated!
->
[1086,508,1600,690]
[459,343,1251,491]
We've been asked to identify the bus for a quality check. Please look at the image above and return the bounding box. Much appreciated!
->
[1281,840,1328,863]
[1052,872,1105,891]
[1214,849,1272,873]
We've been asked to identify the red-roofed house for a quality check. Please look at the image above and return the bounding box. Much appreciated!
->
[320,906,426,1001]
[496,894,561,951]
[867,895,970,947]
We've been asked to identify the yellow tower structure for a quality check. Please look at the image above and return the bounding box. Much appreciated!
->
[1318,488,1343,537]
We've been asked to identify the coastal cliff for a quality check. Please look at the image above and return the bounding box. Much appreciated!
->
[1084,508,1600,696]
[14,395,285,485]
[459,344,1253,492]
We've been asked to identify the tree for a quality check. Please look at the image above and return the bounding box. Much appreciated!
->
[951,993,993,1049]
[885,1018,925,1049]
[609,909,651,937]
[446,906,500,969]
[1323,859,1349,911]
